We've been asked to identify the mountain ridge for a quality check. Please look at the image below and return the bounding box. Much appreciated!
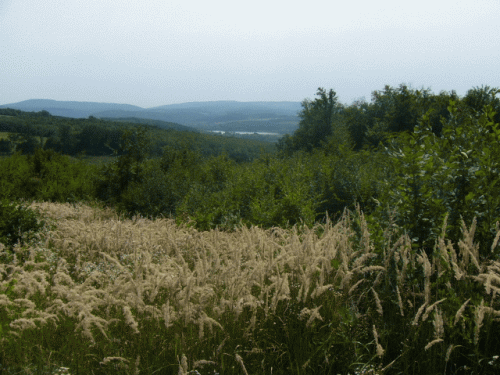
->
[0,99,302,134]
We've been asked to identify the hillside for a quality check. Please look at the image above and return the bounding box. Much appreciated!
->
[0,99,301,134]
[0,99,143,118]
[0,107,276,161]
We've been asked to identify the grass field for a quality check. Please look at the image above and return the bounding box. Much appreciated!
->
[0,201,499,374]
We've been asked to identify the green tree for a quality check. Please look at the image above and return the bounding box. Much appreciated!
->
[94,126,152,209]
[0,139,11,154]
[462,85,500,123]
[49,124,78,155]
[278,88,341,154]
[369,84,419,133]
[8,133,41,154]
[362,84,436,147]
[76,124,109,155]
[342,99,371,150]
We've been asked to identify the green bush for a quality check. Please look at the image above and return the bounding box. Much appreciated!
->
[371,94,500,259]
[0,152,35,200]
[28,148,97,203]
[0,199,46,251]
[0,149,98,204]
[94,126,153,208]
[118,161,177,219]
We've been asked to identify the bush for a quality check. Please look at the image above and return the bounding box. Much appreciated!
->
[0,149,98,204]
[118,161,177,219]
[0,199,46,251]
[0,152,34,200]
[371,94,500,259]
[94,126,152,208]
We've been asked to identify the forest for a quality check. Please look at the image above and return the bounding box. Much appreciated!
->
[1,83,500,374]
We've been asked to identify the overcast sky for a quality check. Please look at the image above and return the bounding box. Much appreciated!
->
[1,0,499,108]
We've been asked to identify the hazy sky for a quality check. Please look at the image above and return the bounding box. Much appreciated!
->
[1,0,499,108]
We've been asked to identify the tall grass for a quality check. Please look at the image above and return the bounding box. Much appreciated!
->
[0,202,499,374]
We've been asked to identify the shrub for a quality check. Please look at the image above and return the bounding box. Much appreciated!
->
[93,126,152,208]
[118,161,177,219]
[0,198,46,251]
[0,152,34,200]
[371,94,500,259]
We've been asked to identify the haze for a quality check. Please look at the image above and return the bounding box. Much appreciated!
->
[1,0,499,108]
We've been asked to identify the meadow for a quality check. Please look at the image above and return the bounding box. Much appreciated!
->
[0,200,499,374]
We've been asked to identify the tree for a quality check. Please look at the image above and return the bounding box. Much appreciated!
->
[76,124,108,155]
[8,133,41,154]
[369,84,430,133]
[94,126,152,208]
[462,85,500,123]
[341,99,371,150]
[0,139,11,154]
[56,124,78,155]
[277,88,340,154]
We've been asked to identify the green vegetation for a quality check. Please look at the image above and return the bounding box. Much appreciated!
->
[0,199,47,254]
[1,84,500,373]
[99,116,199,133]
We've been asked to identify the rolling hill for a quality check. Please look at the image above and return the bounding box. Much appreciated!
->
[0,99,302,134]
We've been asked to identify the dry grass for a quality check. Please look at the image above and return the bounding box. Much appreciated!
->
[0,202,499,374]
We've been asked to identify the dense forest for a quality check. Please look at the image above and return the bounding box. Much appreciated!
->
[0,110,275,161]
[1,83,500,374]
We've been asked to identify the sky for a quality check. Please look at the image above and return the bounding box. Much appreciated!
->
[1,0,499,108]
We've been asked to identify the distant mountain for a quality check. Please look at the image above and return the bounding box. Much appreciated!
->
[148,100,302,114]
[0,99,144,118]
[94,101,302,134]
[0,99,302,134]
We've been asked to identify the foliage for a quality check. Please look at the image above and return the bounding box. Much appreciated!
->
[462,85,500,124]
[311,147,387,221]
[0,139,10,154]
[0,152,34,200]
[0,199,46,251]
[0,149,97,204]
[277,84,461,156]
[370,84,430,133]
[178,152,326,230]
[118,160,177,219]
[277,88,341,155]
[0,108,276,163]
[8,133,42,154]
[371,93,500,259]
[352,84,457,149]
[94,126,152,208]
